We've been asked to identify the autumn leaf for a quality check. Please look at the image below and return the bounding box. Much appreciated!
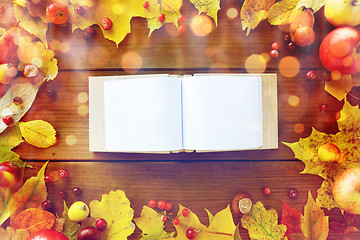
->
[324,75,354,101]
[241,0,275,36]
[10,161,48,226]
[0,125,25,167]
[134,206,174,240]
[189,0,220,25]
[19,120,56,148]
[13,208,56,234]
[301,191,329,240]
[268,0,302,25]
[0,226,30,240]
[89,189,135,240]
[0,80,40,134]
[283,101,360,211]
[169,205,235,240]
[241,201,287,240]
[296,0,327,13]
[62,201,81,240]
[281,200,302,237]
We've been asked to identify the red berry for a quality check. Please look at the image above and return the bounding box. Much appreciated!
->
[72,187,82,196]
[157,200,166,209]
[13,97,23,105]
[288,42,296,52]
[165,202,172,211]
[182,208,190,217]
[3,116,13,125]
[44,175,54,184]
[101,17,113,30]
[143,1,149,9]
[178,14,185,23]
[263,187,271,195]
[272,42,279,50]
[95,218,107,230]
[161,215,167,222]
[148,200,156,208]
[270,49,279,58]
[179,25,186,34]
[173,218,180,225]
[85,26,95,34]
[58,169,69,179]
[284,34,291,42]
[186,228,196,239]
[158,13,165,23]
[0,6,5,15]
[288,188,299,199]
[76,6,85,15]
[320,104,329,112]
[41,200,52,211]
[58,190,67,200]
[306,70,317,80]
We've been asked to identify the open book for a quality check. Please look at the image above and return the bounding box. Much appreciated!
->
[89,74,278,153]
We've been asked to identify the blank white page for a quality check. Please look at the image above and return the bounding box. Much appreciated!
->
[103,76,183,152]
[181,75,263,151]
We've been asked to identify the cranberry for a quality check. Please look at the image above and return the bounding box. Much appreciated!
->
[186,228,196,239]
[143,1,149,9]
[288,188,299,199]
[58,190,67,200]
[41,200,52,211]
[58,169,69,179]
[306,70,317,80]
[72,187,82,196]
[148,200,156,208]
[3,116,13,125]
[158,13,165,23]
[76,6,85,15]
[101,17,113,30]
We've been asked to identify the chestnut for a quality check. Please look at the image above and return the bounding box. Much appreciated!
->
[232,192,253,215]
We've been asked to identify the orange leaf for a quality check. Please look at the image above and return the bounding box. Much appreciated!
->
[13,208,55,234]
[10,162,48,226]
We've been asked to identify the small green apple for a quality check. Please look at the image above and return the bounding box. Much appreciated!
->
[324,0,360,27]
[333,167,360,214]
[317,143,342,162]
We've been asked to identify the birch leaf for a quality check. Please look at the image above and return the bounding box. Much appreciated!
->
[241,201,287,240]
[301,191,329,240]
[62,201,81,240]
[283,101,360,211]
[268,0,302,25]
[89,189,135,240]
[10,161,48,226]
[0,80,40,134]
[19,120,56,148]
[241,0,275,36]
[189,0,220,25]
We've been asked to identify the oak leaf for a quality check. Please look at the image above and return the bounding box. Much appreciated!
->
[89,189,135,240]
[134,206,174,240]
[13,208,56,234]
[19,120,56,148]
[241,201,287,240]
[241,0,275,36]
[0,226,29,240]
[283,101,360,211]
[62,201,81,240]
[10,161,48,226]
[189,0,220,25]
[268,0,302,25]
[301,191,329,240]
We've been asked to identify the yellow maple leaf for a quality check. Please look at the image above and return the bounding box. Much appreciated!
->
[168,205,235,240]
[283,101,360,211]
[324,75,354,101]
[18,120,56,148]
[268,0,302,25]
[134,206,174,239]
[189,0,220,25]
[0,227,29,240]
[89,189,135,240]
[241,201,287,240]
[241,0,275,36]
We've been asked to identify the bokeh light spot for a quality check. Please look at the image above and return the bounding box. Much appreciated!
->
[260,52,270,62]
[78,92,89,103]
[120,51,143,73]
[294,123,305,133]
[279,56,300,77]
[245,54,267,73]
[78,105,89,117]
[112,4,124,15]
[190,15,213,37]
[65,135,77,145]
[335,111,341,121]
[288,95,300,106]
[227,8,238,19]
[331,70,341,81]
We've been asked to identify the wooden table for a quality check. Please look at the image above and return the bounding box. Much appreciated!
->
[3,0,360,239]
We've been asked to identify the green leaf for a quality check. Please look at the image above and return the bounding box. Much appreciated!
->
[189,0,220,25]
[301,191,329,240]
[268,0,302,25]
[241,201,287,240]
[10,161,48,226]
[62,201,81,240]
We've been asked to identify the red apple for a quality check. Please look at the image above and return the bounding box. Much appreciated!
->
[317,143,342,162]
[27,229,69,240]
[319,26,360,75]
[46,2,69,25]
[0,161,20,188]
[333,167,360,215]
